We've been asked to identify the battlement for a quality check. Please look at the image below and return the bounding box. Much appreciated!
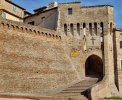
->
[59,2,80,5]
[0,18,62,41]
[81,5,113,8]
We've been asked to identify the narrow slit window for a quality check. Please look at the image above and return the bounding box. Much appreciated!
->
[70,24,74,35]
[94,22,97,35]
[77,23,80,35]
[89,23,92,35]
[100,22,104,35]
[83,23,86,28]
[110,22,113,35]
[64,24,67,35]
[120,60,122,70]
[83,23,86,35]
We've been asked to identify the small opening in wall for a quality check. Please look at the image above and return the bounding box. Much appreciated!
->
[89,23,92,35]
[49,34,51,37]
[77,23,80,35]
[120,59,122,70]
[53,34,55,38]
[34,30,36,33]
[6,24,9,29]
[38,31,40,35]
[64,24,67,35]
[70,23,74,35]
[41,17,45,21]
[16,26,19,29]
[28,21,35,25]
[110,22,113,35]
[83,23,86,28]
[100,22,104,35]
[120,41,122,49]
[94,22,97,35]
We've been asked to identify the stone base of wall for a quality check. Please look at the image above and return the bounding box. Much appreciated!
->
[0,95,87,100]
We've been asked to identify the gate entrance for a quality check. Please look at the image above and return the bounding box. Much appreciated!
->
[85,55,103,77]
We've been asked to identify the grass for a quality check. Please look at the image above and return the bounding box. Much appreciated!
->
[105,96,122,99]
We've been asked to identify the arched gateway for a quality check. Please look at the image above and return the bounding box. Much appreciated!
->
[85,55,103,78]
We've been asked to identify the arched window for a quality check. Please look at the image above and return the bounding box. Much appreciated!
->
[64,24,67,35]
[89,23,92,35]
[110,22,113,35]
[77,23,80,35]
[70,23,74,35]
[94,22,97,35]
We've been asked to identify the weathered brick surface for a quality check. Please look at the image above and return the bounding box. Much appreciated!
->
[0,1,122,99]
[0,19,80,96]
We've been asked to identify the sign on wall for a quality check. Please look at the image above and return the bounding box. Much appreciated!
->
[70,48,78,57]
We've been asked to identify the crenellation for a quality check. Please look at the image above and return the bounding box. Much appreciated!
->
[0,18,62,41]
[0,1,122,100]
[62,22,107,37]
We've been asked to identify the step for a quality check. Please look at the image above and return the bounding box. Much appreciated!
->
[55,93,81,97]
[63,87,89,91]
[53,77,99,97]
[69,83,95,87]
[61,91,84,93]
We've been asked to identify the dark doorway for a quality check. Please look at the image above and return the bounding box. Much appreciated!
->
[85,55,103,77]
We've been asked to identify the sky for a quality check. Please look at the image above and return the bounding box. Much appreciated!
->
[12,0,122,28]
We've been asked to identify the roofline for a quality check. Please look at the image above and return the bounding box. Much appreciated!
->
[34,6,47,12]
[24,11,32,15]
[114,28,122,32]
[24,7,58,19]
[81,5,114,8]
[1,9,23,19]
[59,1,80,4]
[5,0,26,10]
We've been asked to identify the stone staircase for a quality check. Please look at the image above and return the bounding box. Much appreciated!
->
[0,77,99,100]
[53,77,99,98]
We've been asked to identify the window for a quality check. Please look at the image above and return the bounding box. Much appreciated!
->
[2,12,6,19]
[41,17,45,21]
[120,59,122,70]
[94,22,97,35]
[89,23,92,35]
[100,22,104,35]
[110,22,113,35]
[13,6,16,13]
[83,23,86,35]
[64,24,67,35]
[120,41,122,48]
[70,23,74,35]
[77,23,80,35]
[68,8,72,15]
[83,23,86,28]
[28,21,35,25]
